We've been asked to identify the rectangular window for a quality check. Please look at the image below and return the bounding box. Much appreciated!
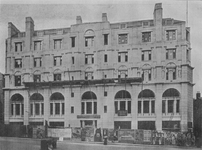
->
[21,104,24,115]
[35,103,40,115]
[16,104,20,115]
[72,57,74,64]
[15,42,22,52]
[176,100,180,113]
[142,32,151,42]
[104,34,108,45]
[50,103,53,115]
[34,58,42,67]
[71,92,74,97]
[115,101,118,114]
[54,56,62,66]
[173,69,176,80]
[34,41,42,50]
[55,103,60,115]
[104,54,108,62]
[138,101,141,114]
[162,100,166,113]
[186,30,190,42]
[81,102,85,114]
[15,59,22,68]
[166,30,176,41]
[85,37,94,47]
[143,101,149,113]
[151,101,155,113]
[41,103,44,115]
[71,37,75,47]
[86,102,92,114]
[118,34,128,44]
[34,75,41,82]
[54,39,62,49]
[166,49,176,59]
[104,106,107,113]
[168,100,174,113]
[62,103,64,115]
[104,91,107,97]
[118,52,128,62]
[128,101,131,114]
[71,106,74,113]
[15,75,21,86]
[142,51,151,61]
[85,55,94,64]
[54,74,61,81]
[94,102,97,114]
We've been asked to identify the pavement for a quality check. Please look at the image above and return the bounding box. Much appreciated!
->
[0,137,201,150]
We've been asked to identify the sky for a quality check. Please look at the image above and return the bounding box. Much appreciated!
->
[0,0,201,97]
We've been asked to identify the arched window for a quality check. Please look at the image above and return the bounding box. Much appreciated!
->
[114,90,131,115]
[166,63,176,81]
[81,91,97,114]
[11,94,24,116]
[118,65,128,78]
[85,67,94,80]
[162,88,180,114]
[50,92,65,116]
[53,69,62,81]
[84,29,95,47]
[142,64,152,81]
[33,70,41,82]
[30,93,44,116]
[138,89,155,115]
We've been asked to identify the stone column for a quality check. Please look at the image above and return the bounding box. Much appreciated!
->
[155,84,163,130]
[23,90,29,125]
[43,88,50,125]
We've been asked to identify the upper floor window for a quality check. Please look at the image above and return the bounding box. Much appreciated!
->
[104,34,108,45]
[54,39,62,49]
[142,50,151,61]
[118,52,128,62]
[85,37,94,47]
[166,30,176,41]
[71,37,75,47]
[15,42,22,52]
[118,34,128,44]
[166,68,176,80]
[166,49,176,59]
[85,55,94,64]
[142,32,151,42]
[54,56,62,66]
[34,58,42,67]
[34,41,42,50]
[72,56,75,64]
[15,75,21,86]
[186,29,190,42]
[15,59,22,68]
[34,75,41,82]
[54,73,61,81]
[104,54,108,62]
[85,72,93,80]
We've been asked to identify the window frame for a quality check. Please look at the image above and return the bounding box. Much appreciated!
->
[118,33,128,44]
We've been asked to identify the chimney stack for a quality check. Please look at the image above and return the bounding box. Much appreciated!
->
[102,13,108,22]
[196,91,201,99]
[76,16,82,24]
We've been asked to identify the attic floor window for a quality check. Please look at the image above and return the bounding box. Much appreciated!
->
[118,34,128,44]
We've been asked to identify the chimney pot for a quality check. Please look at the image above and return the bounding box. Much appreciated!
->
[102,13,108,22]
[76,16,82,24]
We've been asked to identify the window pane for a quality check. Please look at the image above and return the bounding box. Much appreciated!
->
[55,103,60,115]
[94,102,97,114]
[62,103,64,115]
[16,104,20,115]
[162,100,166,113]
[81,102,85,114]
[104,106,107,113]
[168,100,174,113]
[71,106,74,113]
[41,103,44,115]
[11,104,14,116]
[118,34,128,44]
[35,103,40,115]
[138,101,141,114]
[151,101,155,113]
[21,104,24,115]
[143,101,149,113]
[115,101,118,114]
[120,101,126,111]
[104,34,108,45]
[176,100,180,113]
[86,102,92,114]
[128,101,131,114]
[50,103,53,115]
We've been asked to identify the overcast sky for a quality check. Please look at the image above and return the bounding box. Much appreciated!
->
[0,0,201,96]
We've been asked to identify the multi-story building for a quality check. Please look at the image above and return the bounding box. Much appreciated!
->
[4,3,193,131]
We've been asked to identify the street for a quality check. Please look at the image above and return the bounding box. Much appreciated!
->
[0,137,200,150]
